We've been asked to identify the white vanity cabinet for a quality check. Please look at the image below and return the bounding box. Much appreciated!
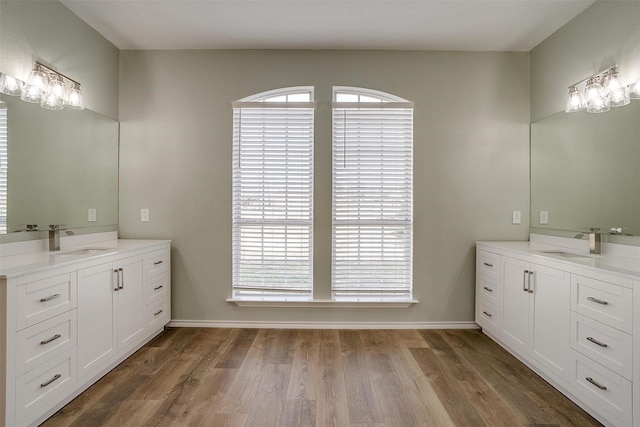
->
[476,241,638,427]
[77,255,145,379]
[0,239,171,427]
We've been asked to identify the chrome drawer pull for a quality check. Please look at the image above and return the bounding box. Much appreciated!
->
[40,334,62,345]
[587,296,608,305]
[586,336,608,348]
[483,286,493,292]
[40,294,61,303]
[586,377,607,391]
[154,260,163,265]
[482,311,492,318]
[483,262,493,267]
[154,309,164,316]
[154,285,164,291]
[40,374,61,388]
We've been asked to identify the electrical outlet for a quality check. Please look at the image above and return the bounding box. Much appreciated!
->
[88,208,97,222]
[540,210,549,225]
[141,208,150,222]
[512,210,522,225]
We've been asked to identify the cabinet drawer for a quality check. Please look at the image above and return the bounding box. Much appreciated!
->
[146,272,170,304]
[146,248,170,278]
[476,299,500,334]
[571,275,632,333]
[570,312,632,380]
[477,250,500,282]
[477,276,501,306]
[572,352,632,427]
[15,350,76,421]
[16,310,77,376]
[17,272,77,330]
[147,298,170,331]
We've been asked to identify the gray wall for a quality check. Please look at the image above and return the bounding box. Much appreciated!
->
[530,1,640,122]
[119,50,530,324]
[0,0,119,119]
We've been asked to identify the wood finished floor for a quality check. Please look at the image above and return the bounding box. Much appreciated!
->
[43,328,601,427]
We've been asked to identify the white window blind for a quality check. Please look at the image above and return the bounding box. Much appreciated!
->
[332,91,414,300]
[232,94,314,300]
[0,102,7,234]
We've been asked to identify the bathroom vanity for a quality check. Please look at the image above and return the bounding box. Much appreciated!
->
[0,233,171,427]
[476,235,640,427]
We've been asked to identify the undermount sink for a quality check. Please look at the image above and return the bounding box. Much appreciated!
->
[539,250,592,259]
[55,248,111,257]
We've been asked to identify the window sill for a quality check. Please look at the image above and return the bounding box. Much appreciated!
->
[225,298,419,308]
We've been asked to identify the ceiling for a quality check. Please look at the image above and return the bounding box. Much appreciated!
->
[60,0,596,52]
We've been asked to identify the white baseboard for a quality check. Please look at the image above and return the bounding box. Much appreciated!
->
[168,319,480,330]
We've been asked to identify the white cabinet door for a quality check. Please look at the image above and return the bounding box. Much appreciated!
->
[115,256,145,351]
[501,256,531,354]
[77,262,116,378]
[530,264,571,383]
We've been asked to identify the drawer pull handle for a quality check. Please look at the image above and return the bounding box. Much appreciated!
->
[483,286,493,292]
[483,262,493,267]
[586,377,607,391]
[40,374,62,388]
[586,336,608,348]
[154,309,164,316]
[154,260,163,265]
[154,285,164,291]
[40,334,62,345]
[40,294,61,303]
[587,296,608,305]
[482,311,492,318]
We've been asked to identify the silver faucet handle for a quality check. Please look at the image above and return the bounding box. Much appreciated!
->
[589,227,600,233]
[49,224,66,230]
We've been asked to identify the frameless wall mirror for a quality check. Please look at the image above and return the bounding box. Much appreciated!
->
[0,92,118,243]
[530,101,640,244]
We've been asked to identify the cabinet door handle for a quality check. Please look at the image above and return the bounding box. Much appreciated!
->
[483,286,493,292]
[119,268,124,290]
[154,285,164,291]
[154,260,163,265]
[528,271,534,293]
[40,294,61,302]
[523,270,529,292]
[40,334,62,345]
[40,374,62,388]
[586,377,607,391]
[483,262,493,267]
[482,311,492,318]
[586,336,608,348]
[587,296,608,305]
[154,309,164,316]
[114,269,120,291]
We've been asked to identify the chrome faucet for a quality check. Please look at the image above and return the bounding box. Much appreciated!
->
[49,224,63,251]
[574,227,601,254]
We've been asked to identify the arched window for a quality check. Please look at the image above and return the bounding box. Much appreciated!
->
[232,87,315,300]
[332,87,414,300]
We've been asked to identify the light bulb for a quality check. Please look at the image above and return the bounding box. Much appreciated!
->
[0,73,23,96]
[64,82,84,110]
[604,69,629,107]
[584,77,609,113]
[21,66,49,103]
[565,86,584,113]
[41,75,65,110]
[629,79,640,99]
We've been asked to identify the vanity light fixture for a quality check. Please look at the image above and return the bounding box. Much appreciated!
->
[0,62,84,111]
[565,65,636,113]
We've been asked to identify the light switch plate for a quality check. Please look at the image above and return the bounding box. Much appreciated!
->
[141,208,150,222]
[512,210,522,225]
[88,208,97,222]
[540,210,549,225]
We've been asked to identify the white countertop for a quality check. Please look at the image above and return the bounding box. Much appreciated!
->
[478,240,640,280]
[0,239,170,279]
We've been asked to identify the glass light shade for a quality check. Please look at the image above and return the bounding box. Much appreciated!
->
[0,73,23,96]
[40,75,65,110]
[64,83,84,110]
[629,79,640,99]
[604,70,630,107]
[565,86,584,112]
[584,78,609,113]
[21,67,48,103]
